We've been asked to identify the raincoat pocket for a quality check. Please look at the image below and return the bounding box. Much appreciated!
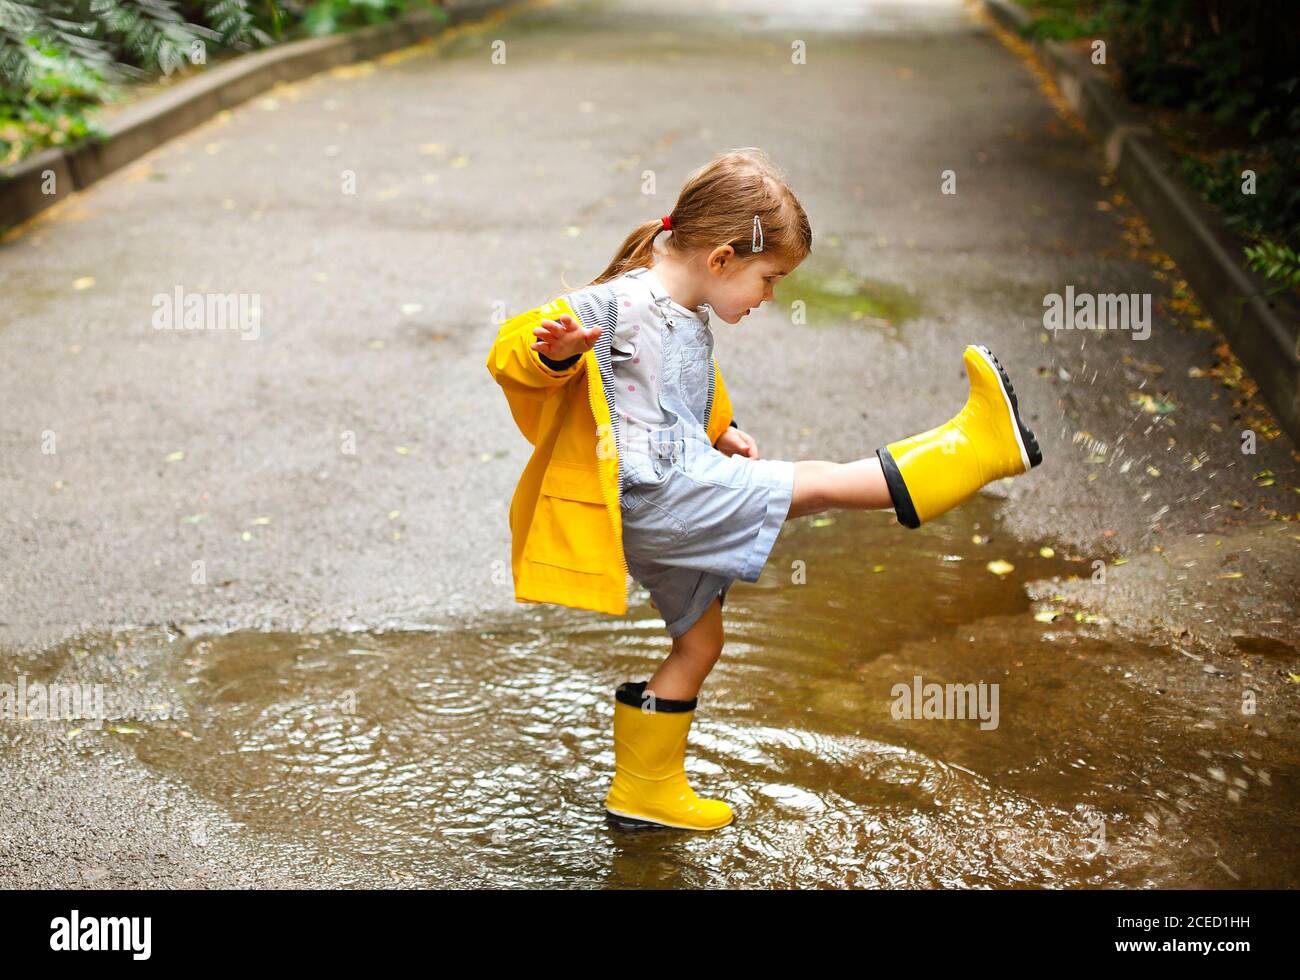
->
[524,461,612,574]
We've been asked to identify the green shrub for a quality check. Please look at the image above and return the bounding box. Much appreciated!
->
[0,0,436,167]
[1013,1,1300,294]
[1243,240,1300,294]
[1019,0,1106,41]
[1098,0,1298,129]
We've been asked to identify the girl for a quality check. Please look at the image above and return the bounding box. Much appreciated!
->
[486,148,1042,832]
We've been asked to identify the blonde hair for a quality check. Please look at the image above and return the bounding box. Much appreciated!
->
[574,147,812,289]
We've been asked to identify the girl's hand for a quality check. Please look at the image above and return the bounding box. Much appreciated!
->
[531,314,601,361]
[715,426,759,459]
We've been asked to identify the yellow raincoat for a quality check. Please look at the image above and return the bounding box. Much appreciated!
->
[485,290,735,616]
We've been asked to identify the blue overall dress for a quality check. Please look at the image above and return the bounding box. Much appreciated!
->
[614,266,796,638]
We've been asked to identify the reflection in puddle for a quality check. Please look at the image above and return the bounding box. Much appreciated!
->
[57,498,1298,887]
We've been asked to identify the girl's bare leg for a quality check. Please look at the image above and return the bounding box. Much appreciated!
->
[787,457,894,521]
[645,595,724,701]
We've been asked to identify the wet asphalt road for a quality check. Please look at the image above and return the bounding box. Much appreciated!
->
[1,0,1296,887]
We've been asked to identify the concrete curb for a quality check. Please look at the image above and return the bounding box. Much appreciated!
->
[0,1,521,233]
[983,0,1300,441]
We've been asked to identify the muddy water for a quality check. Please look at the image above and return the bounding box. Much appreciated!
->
[10,497,1298,888]
[781,257,923,337]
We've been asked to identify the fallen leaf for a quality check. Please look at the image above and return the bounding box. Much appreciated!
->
[166,451,185,463]
[1039,546,1055,558]
[986,559,1015,576]
[330,62,376,80]
[73,276,95,290]
[1130,392,1177,414]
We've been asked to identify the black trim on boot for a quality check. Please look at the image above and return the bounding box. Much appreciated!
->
[605,811,676,831]
[975,345,1043,468]
[875,447,921,529]
[615,680,697,713]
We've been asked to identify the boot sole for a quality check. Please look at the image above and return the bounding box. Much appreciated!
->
[605,808,733,832]
[970,345,1043,470]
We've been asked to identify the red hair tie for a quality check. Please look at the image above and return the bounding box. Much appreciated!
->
[661,214,672,230]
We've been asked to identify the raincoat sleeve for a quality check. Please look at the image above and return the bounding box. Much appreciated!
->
[485,296,589,446]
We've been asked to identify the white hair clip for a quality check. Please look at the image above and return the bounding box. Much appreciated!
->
[752,215,764,252]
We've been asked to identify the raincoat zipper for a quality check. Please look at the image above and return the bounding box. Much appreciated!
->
[578,293,631,583]
[703,353,716,435]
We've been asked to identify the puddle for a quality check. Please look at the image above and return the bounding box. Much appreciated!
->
[5,497,1296,887]
[780,260,921,337]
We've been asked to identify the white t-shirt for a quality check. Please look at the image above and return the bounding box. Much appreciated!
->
[610,264,710,451]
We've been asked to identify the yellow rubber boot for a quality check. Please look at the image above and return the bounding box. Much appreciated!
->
[875,345,1042,528]
[604,681,734,831]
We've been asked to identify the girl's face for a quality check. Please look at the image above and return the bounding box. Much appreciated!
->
[706,251,797,325]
